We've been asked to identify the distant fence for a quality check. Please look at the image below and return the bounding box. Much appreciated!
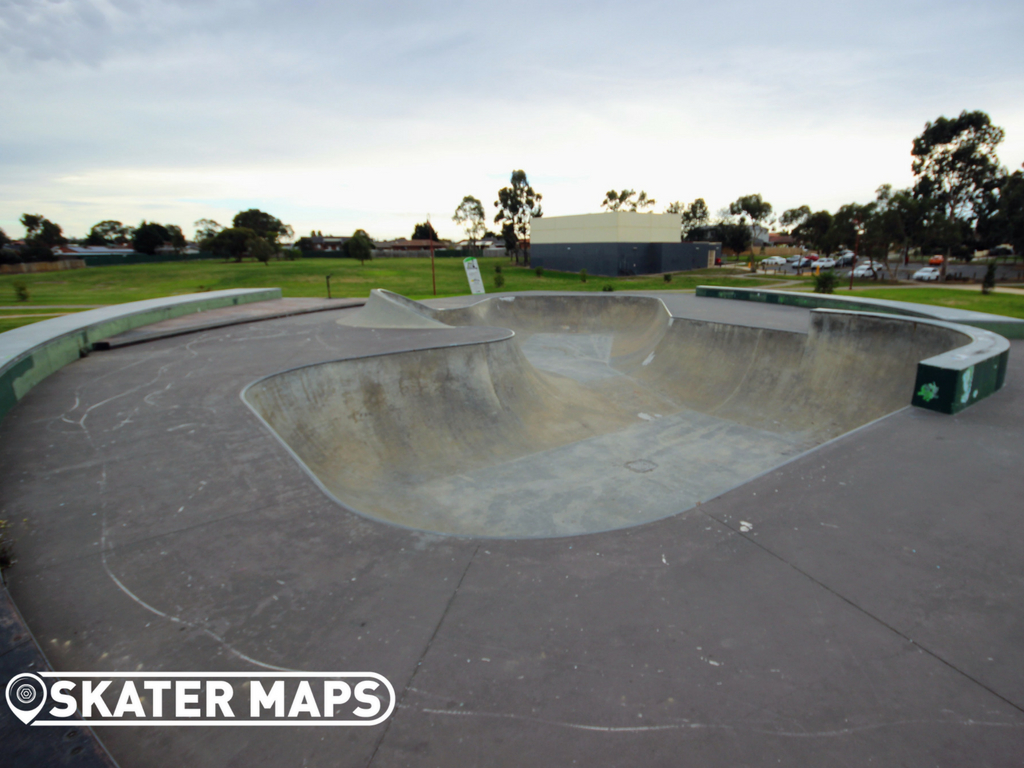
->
[300,248,507,260]
[79,251,221,267]
[1,259,86,274]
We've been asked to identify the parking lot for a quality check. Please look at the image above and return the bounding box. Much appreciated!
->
[757,257,1024,283]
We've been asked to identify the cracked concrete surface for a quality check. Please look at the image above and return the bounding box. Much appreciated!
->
[1,293,1022,767]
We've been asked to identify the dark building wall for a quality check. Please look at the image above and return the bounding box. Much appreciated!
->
[532,241,721,276]
[663,242,721,272]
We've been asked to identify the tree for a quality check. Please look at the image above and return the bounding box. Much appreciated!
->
[248,237,275,266]
[681,198,710,237]
[344,229,374,265]
[194,219,223,249]
[20,214,42,236]
[495,170,543,265]
[601,189,655,212]
[982,263,996,294]
[729,194,773,225]
[715,222,752,256]
[453,196,486,250]
[779,206,811,232]
[500,223,517,258]
[232,209,289,246]
[912,110,1005,226]
[863,185,928,267]
[0,228,15,266]
[85,220,133,246]
[21,214,66,248]
[19,213,65,260]
[207,227,257,261]
[982,165,1024,256]
[792,210,833,252]
[824,203,873,263]
[166,224,187,254]
[412,221,440,241]
[132,222,171,255]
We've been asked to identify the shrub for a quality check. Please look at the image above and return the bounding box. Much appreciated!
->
[535,267,544,277]
[494,264,502,274]
[580,268,587,283]
[13,281,29,302]
[248,238,275,266]
[494,273,506,289]
[813,270,838,294]
[602,284,614,292]
[663,273,672,283]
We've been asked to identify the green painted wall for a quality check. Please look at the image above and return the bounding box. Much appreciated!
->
[0,289,280,424]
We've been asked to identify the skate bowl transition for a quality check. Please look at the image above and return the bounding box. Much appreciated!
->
[242,290,1005,539]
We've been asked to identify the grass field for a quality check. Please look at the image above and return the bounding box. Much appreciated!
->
[4,257,1022,333]
[852,287,1024,319]
[0,257,788,332]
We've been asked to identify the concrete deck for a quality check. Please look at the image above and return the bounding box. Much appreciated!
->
[1,292,1022,766]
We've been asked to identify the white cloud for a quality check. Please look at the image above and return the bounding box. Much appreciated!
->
[2,0,1022,239]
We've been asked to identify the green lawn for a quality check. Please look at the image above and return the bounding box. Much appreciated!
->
[4,257,1022,331]
[853,287,1024,319]
[0,257,787,332]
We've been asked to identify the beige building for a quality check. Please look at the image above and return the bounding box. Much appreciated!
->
[530,211,719,276]
[531,211,682,245]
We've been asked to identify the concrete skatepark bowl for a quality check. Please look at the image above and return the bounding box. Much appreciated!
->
[246,290,972,538]
[2,289,1023,767]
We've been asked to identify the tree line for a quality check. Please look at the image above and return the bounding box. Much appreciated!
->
[656,111,1023,266]
[5,112,1019,272]
[0,209,299,266]
[779,111,1022,271]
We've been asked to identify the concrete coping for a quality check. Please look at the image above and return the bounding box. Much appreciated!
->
[808,307,1009,414]
[695,285,1024,338]
[1,288,282,422]
[810,307,1009,370]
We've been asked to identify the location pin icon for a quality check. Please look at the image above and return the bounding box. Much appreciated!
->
[6,673,48,725]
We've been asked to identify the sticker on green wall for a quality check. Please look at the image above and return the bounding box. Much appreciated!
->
[960,366,975,404]
[917,382,939,402]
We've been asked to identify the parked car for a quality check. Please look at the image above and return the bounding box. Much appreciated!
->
[815,257,837,269]
[852,262,885,278]
[912,267,941,281]
[792,256,814,269]
[928,254,945,265]
[761,256,787,266]
[834,252,856,267]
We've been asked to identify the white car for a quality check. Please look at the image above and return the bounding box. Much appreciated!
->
[761,256,788,266]
[912,266,941,282]
[815,257,837,269]
[852,262,885,278]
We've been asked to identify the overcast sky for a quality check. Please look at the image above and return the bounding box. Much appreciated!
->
[2,0,1023,242]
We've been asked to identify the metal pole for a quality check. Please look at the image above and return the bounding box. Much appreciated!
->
[326,274,332,299]
[428,217,436,296]
[849,218,860,291]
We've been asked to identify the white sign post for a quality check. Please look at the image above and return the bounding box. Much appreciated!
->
[463,257,486,295]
